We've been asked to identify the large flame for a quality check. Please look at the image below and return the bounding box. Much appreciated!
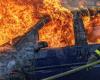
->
[0,0,99,49]
[0,0,39,46]
[39,0,74,48]
[82,8,100,44]
[77,0,100,44]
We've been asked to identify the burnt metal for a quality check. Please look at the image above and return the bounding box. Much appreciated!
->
[79,7,100,16]
[73,11,88,45]
[33,10,100,80]
[0,16,50,79]
[13,16,50,50]
[7,70,26,80]
[34,41,48,52]
[0,9,99,80]
[71,7,100,17]
[0,16,50,50]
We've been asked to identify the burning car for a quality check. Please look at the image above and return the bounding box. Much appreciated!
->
[0,0,100,80]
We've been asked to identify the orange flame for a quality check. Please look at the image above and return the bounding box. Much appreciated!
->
[83,13,100,44]
[78,0,100,44]
[0,0,39,46]
[0,0,99,49]
[39,0,75,48]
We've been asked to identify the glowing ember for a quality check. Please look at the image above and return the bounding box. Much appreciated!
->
[39,0,75,48]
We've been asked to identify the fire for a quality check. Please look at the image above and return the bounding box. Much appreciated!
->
[0,0,39,46]
[39,0,75,48]
[0,0,99,49]
[85,14,100,44]
[0,0,74,48]
[82,9,100,44]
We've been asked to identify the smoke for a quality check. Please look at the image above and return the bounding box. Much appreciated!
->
[62,0,99,8]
